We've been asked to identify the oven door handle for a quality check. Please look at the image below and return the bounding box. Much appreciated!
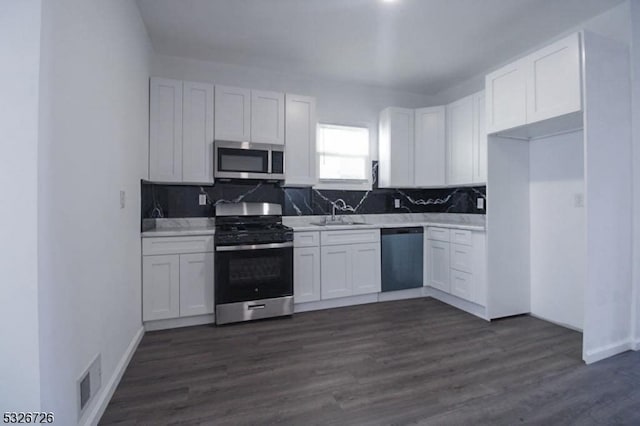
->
[216,242,294,252]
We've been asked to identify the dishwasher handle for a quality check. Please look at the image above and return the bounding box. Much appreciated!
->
[381,227,424,235]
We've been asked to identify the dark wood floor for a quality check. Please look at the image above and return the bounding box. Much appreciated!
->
[101,298,640,425]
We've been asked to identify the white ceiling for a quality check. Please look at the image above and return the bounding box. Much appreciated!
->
[136,0,624,95]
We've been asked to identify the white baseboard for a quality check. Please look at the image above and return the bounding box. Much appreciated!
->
[144,314,215,331]
[377,287,427,302]
[529,313,583,332]
[426,287,489,321]
[85,326,144,426]
[295,294,378,313]
[583,340,633,364]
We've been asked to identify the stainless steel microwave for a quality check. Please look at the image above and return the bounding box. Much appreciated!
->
[214,141,285,180]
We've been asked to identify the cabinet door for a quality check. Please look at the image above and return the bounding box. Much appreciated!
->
[251,90,285,145]
[143,255,180,321]
[182,82,214,183]
[485,59,527,134]
[214,85,251,142]
[149,78,182,182]
[179,252,214,317]
[427,240,450,293]
[285,94,317,186]
[351,243,382,295]
[414,106,446,187]
[321,245,351,299]
[378,107,414,188]
[526,33,582,124]
[472,91,487,184]
[294,247,321,303]
[450,269,474,302]
[446,95,474,185]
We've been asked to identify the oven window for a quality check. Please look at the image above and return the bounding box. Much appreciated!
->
[218,148,268,173]
[229,256,283,286]
[216,247,293,304]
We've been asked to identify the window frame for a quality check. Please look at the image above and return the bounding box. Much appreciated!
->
[315,122,372,191]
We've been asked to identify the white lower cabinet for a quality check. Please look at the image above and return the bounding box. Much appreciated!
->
[351,243,382,296]
[143,255,180,321]
[294,246,321,303]
[179,252,214,317]
[142,236,214,322]
[427,239,451,293]
[321,245,352,300]
[450,269,473,301]
[303,229,381,301]
[426,227,486,306]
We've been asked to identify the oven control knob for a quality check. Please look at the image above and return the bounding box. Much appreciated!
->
[254,288,258,293]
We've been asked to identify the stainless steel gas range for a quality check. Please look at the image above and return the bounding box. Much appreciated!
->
[214,202,294,325]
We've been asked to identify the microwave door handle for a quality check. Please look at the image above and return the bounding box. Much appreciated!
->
[267,149,272,174]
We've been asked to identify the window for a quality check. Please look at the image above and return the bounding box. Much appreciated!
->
[317,123,371,189]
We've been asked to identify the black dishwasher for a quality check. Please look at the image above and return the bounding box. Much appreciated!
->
[381,227,424,292]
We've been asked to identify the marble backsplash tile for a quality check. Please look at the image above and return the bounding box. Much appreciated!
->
[142,182,486,219]
[141,162,486,219]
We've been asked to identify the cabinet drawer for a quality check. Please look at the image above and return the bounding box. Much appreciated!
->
[294,231,320,248]
[451,269,474,302]
[427,227,450,242]
[321,229,380,246]
[450,243,472,273]
[143,236,214,255]
[451,229,472,246]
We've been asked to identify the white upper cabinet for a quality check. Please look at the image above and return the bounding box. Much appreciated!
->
[149,78,183,182]
[414,106,446,187]
[251,90,285,145]
[485,58,528,134]
[526,33,582,124]
[486,32,582,134]
[149,78,214,184]
[378,107,415,188]
[285,94,317,186]
[472,91,487,184]
[446,95,474,185]
[182,81,214,183]
[214,85,251,142]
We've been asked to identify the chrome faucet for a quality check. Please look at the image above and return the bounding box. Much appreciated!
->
[331,204,337,222]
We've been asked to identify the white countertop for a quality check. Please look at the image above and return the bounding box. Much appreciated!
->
[283,213,485,232]
[141,213,485,237]
[141,218,215,238]
[286,221,484,232]
[141,226,216,238]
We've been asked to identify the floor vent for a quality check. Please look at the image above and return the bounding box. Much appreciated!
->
[78,354,101,419]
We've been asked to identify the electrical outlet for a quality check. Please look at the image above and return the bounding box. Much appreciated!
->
[119,191,125,209]
[199,194,208,206]
[574,193,584,208]
[394,199,401,209]
[477,197,484,209]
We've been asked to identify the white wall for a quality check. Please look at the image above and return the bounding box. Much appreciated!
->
[151,55,435,160]
[631,0,640,349]
[0,0,42,412]
[431,1,632,105]
[529,131,585,330]
[37,0,151,424]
